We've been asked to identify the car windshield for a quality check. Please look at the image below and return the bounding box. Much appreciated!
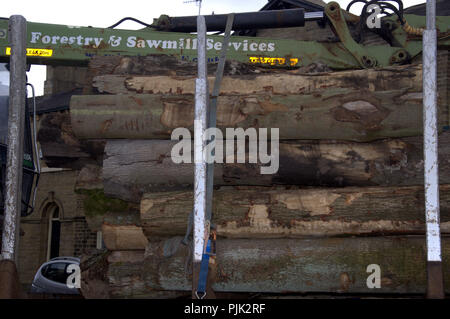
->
[42,262,69,284]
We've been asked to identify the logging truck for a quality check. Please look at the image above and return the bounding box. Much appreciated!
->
[0,0,449,299]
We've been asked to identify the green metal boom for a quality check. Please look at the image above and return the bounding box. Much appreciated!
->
[0,2,448,70]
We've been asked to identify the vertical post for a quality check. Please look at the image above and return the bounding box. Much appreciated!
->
[423,0,444,299]
[1,15,27,263]
[205,14,234,228]
[192,15,208,297]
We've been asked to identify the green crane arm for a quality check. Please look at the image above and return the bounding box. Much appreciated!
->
[0,2,448,70]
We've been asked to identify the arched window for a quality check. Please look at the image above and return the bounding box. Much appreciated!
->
[46,204,61,260]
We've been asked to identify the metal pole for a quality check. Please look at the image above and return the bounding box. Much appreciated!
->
[192,14,209,299]
[422,0,444,299]
[1,16,27,263]
[193,15,208,265]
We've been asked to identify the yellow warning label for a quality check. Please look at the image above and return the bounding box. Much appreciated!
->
[249,57,299,66]
[6,47,53,57]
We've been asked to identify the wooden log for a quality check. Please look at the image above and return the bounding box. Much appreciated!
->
[140,185,450,239]
[83,208,148,251]
[38,111,105,169]
[102,225,147,251]
[79,250,188,299]
[103,133,450,202]
[92,64,422,95]
[70,64,446,142]
[80,250,111,299]
[101,236,450,297]
[85,55,276,95]
[86,54,336,94]
[101,250,190,299]
[70,91,428,141]
[88,55,280,78]
[74,170,147,251]
[82,183,450,250]
[101,211,148,251]
[75,187,142,249]
[80,187,144,250]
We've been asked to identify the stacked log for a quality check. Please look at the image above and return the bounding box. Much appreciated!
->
[139,185,450,238]
[72,64,433,142]
[62,53,450,298]
[102,134,450,202]
[37,111,105,169]
[105,236,450,297]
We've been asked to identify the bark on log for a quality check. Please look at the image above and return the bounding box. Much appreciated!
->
[99,236,450,297]
[75,187,140,244]
[85,55,277,95]
[70,90,428,141]
[38,111,105,169]
[88,55,281,78]
[92,64,422,95]
[103,133,450,202]
[80,250,111,299]
[140,185,450,239]
[70,64,447,142]
[74,168,146,251]
[79,249,188,298]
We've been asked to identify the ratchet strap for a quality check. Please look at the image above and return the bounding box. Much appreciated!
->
[195,229,216,299]
[194,13,233,300]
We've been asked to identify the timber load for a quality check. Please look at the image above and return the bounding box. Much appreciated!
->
[83,236,450,298]
[35,50,450,298]
[72,63,447,142]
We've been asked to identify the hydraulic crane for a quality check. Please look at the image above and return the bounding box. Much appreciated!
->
[0,1,448,69]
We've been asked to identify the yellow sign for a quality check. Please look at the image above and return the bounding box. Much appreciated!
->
[249,57,299,66]
[6,47,53,57]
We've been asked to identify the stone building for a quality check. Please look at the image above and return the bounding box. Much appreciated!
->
[17,169,99,286]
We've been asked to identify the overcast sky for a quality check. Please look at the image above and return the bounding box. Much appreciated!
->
[1,0,425,96]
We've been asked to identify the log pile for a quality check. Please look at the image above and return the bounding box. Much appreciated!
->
[37,111,104,169]
[103,236,450,297]
[102,135,450,202]
[72,64,433,141]
[38,50,450,298]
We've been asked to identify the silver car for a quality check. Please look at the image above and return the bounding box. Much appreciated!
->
[30,257,80,295]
